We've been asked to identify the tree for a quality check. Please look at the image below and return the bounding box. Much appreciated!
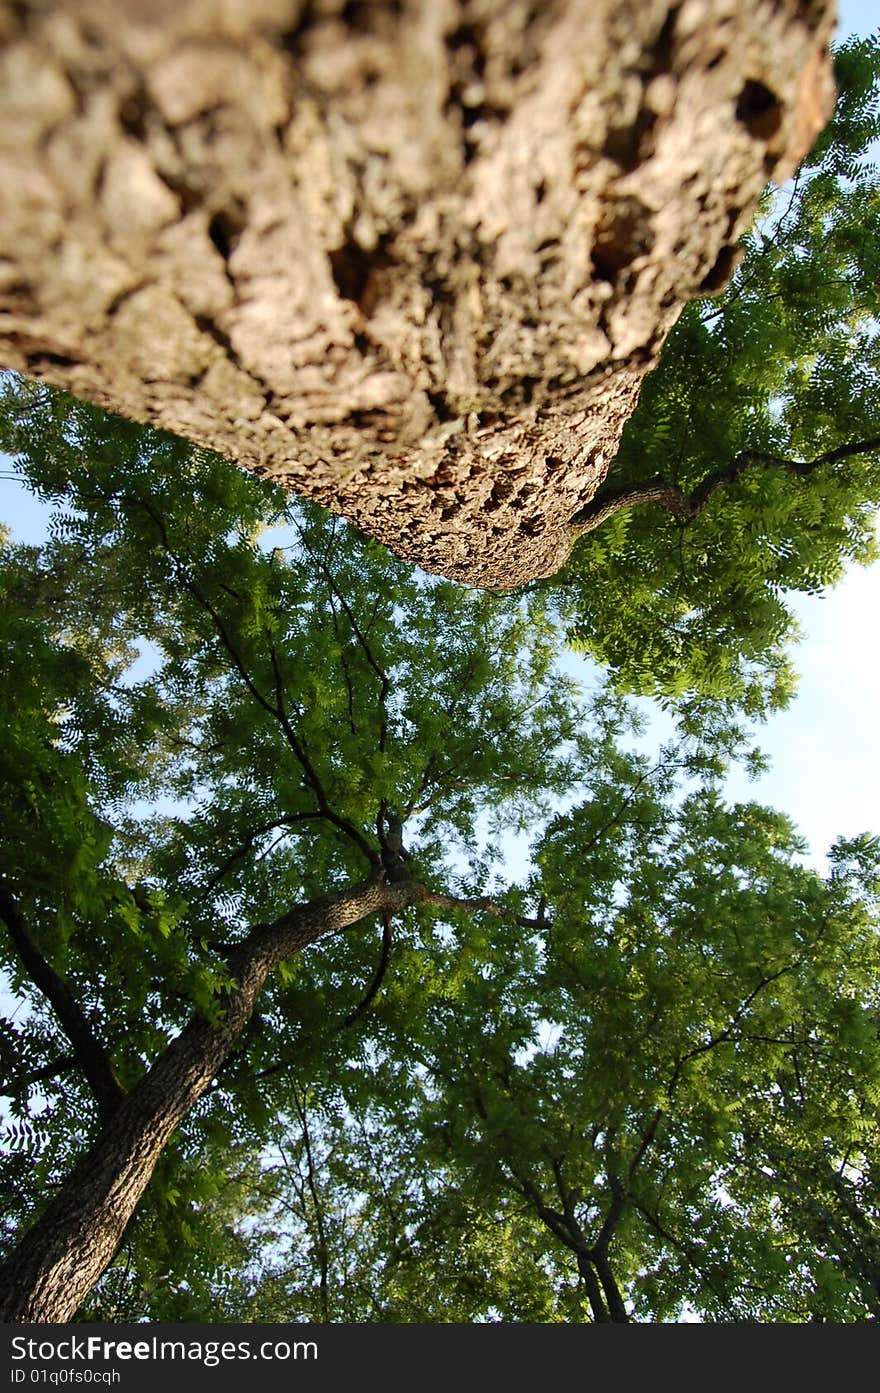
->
[0,387,592,1320]
[4,24,873,689]
[2,24,880,1326]
[2,386,880,1323]
[386,788,880,1322]
[66,712,880,1324]
[0,0,836,585]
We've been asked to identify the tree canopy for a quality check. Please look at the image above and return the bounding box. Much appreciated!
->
[1,389,879,1321]
[0,387,585,1317]
[162,791,880,1325]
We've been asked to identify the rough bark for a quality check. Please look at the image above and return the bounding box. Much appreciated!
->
[0,874,426,1324]
[0,0,834,587]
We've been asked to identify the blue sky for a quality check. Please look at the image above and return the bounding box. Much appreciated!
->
[715,0,880,864]
[841,0,877,40]
[2,1,878,872]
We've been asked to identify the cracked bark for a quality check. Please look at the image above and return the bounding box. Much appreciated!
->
[0,0,834,587]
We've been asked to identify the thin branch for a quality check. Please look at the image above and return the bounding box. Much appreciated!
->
[341,915,393,1028]
[326,592,360,738]
[400,653,483,816]
[353,1108,407,1249]
[570,436,880,537]
[140,498,284,724]
[562,753,677,868]
[423,889,549,931]
[192,813,324,907]
[1,1052,77,1094]
[288,1084,331,1323]
[0,882,124,1123]
[701,170,803,326]
[627,1193,730,1309]
[265,637,379,868]
[626,964,795,1186]
[671,965,793,1076]
[550,1156,579,1232]
[139,496,378,870]
[292,516,391,752]
[251,940,404,1082]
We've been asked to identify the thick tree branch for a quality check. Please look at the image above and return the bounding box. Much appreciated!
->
[575,1250,611,1323]
[593,1187,627,1261]
[570,436,880,536]
[0,882,124,1124]
[0,1,837,587]
[594,1250,629,1323]
[513,1172,579,1252]
[0,871,429,1322]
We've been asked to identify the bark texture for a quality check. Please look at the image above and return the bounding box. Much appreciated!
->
[0,0,835,586]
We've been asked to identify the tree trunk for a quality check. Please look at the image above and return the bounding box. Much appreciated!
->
[0,874,424,1323]
[0,0,834,587]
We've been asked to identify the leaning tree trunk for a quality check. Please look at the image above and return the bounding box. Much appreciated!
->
[0,0,833,587]
[0,875,425,1324]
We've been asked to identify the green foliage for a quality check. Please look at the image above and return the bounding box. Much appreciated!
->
[214,763,880,1323]
[3,39,880,1324]
[556,34,880,713]
[2,379,879,1321]
[0,378,589,1287]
